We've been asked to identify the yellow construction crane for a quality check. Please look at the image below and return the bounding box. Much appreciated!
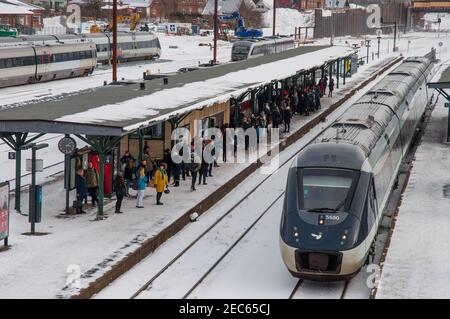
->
[89,13,141,33]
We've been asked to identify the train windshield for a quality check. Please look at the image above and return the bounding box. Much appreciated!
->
[232,45,250,60]
[298,168,358,212]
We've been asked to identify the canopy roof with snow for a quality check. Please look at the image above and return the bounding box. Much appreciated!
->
[428,65,450,89]
[0,0,43,13]
[0,45,355,137]
[203,0,258,15]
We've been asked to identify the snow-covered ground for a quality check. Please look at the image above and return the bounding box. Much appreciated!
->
[422,13,450,32]
[376,62,450,299]
[262,8,314,36]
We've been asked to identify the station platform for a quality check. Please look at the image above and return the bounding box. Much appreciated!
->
[377,68,450,298]
[0,54,401,299]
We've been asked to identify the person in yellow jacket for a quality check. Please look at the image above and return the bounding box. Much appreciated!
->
[154,162,169,205]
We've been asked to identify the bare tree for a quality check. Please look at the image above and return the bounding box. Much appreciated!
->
[83,0,103,20]
[239,0,264,28]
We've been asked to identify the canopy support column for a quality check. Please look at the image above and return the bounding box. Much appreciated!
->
[76,135,121,220]
[436,88,450,142]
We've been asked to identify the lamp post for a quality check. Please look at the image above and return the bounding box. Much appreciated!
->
[273,0,276,36]
[20,142,49,234]
[213,0,218,64]
[112,0,118,82]
[365,39,371,64]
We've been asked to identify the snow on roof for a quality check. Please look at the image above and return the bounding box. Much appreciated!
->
[122,0,152,7]
[101,4,130,10]
[0,2,33,14]
[264,8,314,32]
[55,46,354,132]
[4,0,44,10]
[202,0,257,15]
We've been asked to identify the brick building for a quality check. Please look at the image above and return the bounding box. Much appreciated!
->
[0,0,44,28]
[298,0,325,10]
[147,0,207,20]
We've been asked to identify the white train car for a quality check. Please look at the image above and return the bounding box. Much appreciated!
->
[231,36,295,61]
[0,42,96,88]
[279,56,435,281]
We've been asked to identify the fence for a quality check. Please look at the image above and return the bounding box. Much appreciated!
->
[35,26,67,35]
[313,3,409,39]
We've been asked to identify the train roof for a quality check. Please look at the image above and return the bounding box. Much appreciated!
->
[233,36,294,44]
[311,56,433,157]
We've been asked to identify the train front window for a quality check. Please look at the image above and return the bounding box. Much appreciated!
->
[298,168,358,212]
[232,45,250,58]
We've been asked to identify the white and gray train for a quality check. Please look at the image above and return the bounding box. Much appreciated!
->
[280,56,434,281]
[231,36,295,61]
[0,32,161,88]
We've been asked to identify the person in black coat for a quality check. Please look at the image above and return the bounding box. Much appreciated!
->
[304,92,312,116]
[283,106,292,133]
[120,151,135,169]
[113,174,126,214]
[75,168,87,214]
[163,148,173,183]
[328,78,335,97]
[314,86,321,110]
[272,106,281,129]
[300,91,307,114]
[123,159,135,197]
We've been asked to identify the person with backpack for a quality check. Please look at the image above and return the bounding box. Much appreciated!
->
[153,163,169,205]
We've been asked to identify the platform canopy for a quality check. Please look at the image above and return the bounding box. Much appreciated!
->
[428,65,450,89]
[0,44,355,137]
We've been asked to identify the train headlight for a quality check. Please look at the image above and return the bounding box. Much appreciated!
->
[318,215,325,225]
[340,229,349,245]
[293,227,299,242]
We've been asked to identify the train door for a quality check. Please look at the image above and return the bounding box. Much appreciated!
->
[35,47,52,82]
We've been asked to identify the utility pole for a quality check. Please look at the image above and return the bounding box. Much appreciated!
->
[365,39,371,64]
[112,0,118,82]
[272,0,276,36]
[377,36,381,58]
[213,0,218,64]
[393,21,397,52]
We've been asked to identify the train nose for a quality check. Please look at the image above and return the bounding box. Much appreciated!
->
[295,250,343,273]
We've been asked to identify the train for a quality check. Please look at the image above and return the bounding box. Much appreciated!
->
[279,55,435,281]
[0,32,161,88]
[231,36,295,61]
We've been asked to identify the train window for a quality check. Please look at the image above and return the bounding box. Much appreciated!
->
[79,51,86,59]
[298,168,359,212]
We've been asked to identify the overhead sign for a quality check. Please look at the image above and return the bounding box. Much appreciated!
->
[26,159,44,172]
[325,0,347,8]
[0,182,10,244]
[168,23,177,34]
